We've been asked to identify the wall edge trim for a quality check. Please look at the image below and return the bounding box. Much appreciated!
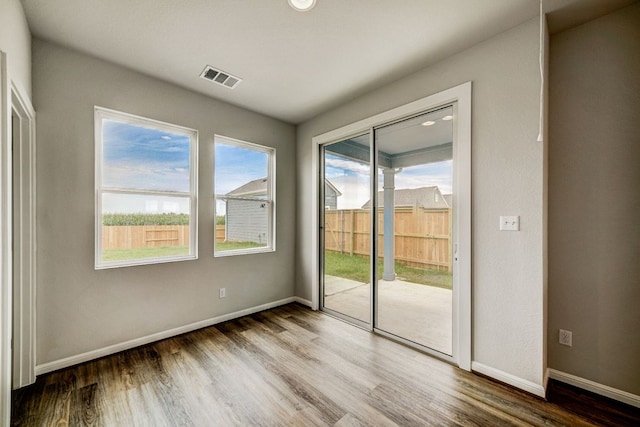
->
[472,362,546,398]
[548,368,640,408]
[35,296,297,376]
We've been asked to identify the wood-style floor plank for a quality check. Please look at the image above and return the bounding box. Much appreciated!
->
[11,303,640,426]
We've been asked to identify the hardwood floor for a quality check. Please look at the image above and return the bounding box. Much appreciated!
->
[11,303,640,426]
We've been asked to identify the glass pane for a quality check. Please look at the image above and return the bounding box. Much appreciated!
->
[102,119,191,193]
[215,142,269,198]
[375,107,454,355]
[100,193,191,263]
[215,198,270,253]
[322,133,371,324]
[214,139,273,255]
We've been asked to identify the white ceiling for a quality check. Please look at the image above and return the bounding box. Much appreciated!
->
[21,0,636,124]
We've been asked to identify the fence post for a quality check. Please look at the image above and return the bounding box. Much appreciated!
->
[448,208,452,272]
[349,209,354,255]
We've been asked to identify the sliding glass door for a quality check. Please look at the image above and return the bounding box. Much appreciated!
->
[320,106,455,357]
[374,107,454,355]
[320,133,371,325]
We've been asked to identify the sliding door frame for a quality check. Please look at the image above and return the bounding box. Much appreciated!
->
[311,82,471,370]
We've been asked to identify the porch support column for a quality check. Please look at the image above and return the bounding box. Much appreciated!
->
[382,168,396,281]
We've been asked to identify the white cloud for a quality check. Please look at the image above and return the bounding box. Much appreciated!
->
[325,157,369,176]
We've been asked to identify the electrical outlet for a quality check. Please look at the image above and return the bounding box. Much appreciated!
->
[500,215,520,231]
[559,329,572,346]
[219,288,226,299]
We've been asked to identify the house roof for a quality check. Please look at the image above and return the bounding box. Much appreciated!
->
[325,180,342,197]
[226,178,268,197]
[227,177,341,197]
[361,186,449,209]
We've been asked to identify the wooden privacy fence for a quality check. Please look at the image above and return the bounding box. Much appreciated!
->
[103,224,229,249]
[215,224,226,242]
[324,207,452,271]
[102,225,190,250]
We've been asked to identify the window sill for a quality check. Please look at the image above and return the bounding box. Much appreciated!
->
[214,247,275,258]
[95,254,198,270]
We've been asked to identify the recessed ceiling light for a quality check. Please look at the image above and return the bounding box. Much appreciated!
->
[421,121,435,126]
[442,115,453,121]
[288,0,316,12]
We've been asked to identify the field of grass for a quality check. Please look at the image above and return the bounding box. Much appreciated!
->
[324,251,452,290]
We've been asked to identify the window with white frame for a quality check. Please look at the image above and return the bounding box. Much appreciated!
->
[214,135,275,256]
[95,107,198,269]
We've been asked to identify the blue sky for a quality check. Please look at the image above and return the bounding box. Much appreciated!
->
[214,143,268,195]
[101,120,192,214]
[214,142,269,215]
[101,125,269,216]
[102,120,191,193]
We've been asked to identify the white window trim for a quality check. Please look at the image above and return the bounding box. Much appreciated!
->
[94,107,198,269]
[214,135,276,257]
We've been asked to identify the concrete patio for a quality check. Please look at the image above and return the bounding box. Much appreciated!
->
[324,275,452,355]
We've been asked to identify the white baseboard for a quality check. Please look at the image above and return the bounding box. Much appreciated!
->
[548,368,640,408]
[293,296,312,307]
[472,362,546,398]
[35,297,297,376]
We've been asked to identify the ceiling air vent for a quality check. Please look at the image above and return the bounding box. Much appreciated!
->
[200,65,242,89]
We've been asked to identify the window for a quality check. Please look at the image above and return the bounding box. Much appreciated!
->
[95,107,198,269]
[214,135,275,256]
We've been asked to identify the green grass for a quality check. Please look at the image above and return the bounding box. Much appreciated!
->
[215,241,265,251]
[324,251,452,290]
[102,245,189,262]
[103,241,266,261]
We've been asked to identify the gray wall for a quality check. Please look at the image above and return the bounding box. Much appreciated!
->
[0,0,31,97]
[549,3,640,395]
[296,18,547,388]
[33,39,296,365]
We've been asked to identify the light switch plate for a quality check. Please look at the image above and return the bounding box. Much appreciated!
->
[500,216,520,231]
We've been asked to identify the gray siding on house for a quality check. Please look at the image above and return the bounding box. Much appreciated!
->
[325,189,338,210]
[226,199,269,244]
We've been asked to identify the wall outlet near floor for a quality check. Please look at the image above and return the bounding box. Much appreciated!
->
[219,288,226,299]
[559,329,572,346]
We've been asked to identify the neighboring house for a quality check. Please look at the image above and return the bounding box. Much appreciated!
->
[225,178,341,243]
[361,186,449,209]
[324,180,342,210]
[224,178,270,244]
[443,194,452,208]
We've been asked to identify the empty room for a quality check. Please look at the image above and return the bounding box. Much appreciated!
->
[1,0,639,425]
